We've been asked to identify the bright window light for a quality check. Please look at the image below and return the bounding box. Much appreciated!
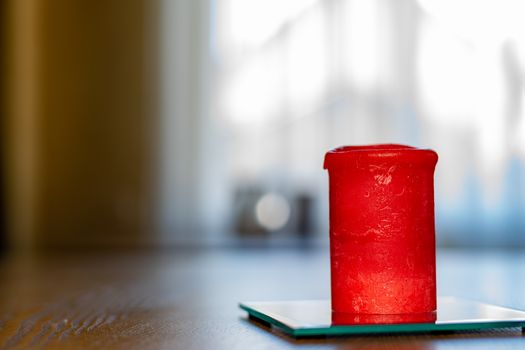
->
[224,0,318,49]
[417,0,525,45]
[286,6,327,111]
[416,20,478,126]
[343,0,379,89]
[222,51,282,124]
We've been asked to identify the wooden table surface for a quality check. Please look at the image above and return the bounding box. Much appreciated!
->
[1,246,524,349]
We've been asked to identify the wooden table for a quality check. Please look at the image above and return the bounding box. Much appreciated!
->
[1,247,524,349]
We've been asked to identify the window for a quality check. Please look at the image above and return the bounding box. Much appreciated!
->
[210,0,525,245]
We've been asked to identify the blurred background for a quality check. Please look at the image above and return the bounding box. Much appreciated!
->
[2,0,525,251]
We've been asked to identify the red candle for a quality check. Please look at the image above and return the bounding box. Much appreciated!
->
[324,144,438,324]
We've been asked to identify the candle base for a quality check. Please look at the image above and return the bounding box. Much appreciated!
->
[332,311,437,325]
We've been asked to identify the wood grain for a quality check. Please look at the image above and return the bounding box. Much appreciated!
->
[0,248,524,349]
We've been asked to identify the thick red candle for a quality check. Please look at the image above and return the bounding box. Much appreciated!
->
[324,144,438,324]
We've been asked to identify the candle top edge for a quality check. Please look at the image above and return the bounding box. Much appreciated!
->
[328,144,415,153]
[323,144,438,169]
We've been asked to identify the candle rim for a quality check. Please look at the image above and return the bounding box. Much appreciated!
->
[329,144,414,153]
[324,144,438,169]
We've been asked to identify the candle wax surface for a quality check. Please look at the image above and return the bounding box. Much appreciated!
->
[324,144,438,324]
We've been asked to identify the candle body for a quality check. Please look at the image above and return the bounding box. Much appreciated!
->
[324,145,438,324]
